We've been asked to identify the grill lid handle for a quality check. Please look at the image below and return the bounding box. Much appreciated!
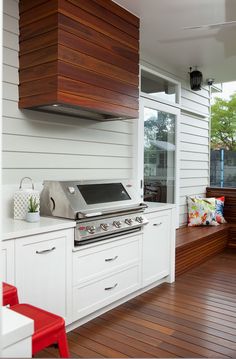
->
[79,211,103,218]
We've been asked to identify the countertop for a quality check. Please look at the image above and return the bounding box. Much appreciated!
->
[3,203,174,240]
[144,201,175,214]
[2,306,34,349]
[3,216,76,240]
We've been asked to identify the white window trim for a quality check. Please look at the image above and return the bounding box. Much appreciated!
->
[140,65,181,108]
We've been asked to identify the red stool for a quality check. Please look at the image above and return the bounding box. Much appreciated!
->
[3,282,19,306]
[10,304,70,358]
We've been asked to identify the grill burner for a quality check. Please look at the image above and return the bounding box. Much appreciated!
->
[40,180,148,245]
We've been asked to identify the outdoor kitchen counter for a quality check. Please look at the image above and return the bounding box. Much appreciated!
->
[144,202,175,214]
[3,217,76,240]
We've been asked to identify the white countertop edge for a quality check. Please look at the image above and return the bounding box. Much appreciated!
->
[144,202,175,214]
[3,216,76,240]
[2,307,34,349]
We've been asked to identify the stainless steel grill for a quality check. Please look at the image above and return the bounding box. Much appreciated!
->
[40,179,148,245]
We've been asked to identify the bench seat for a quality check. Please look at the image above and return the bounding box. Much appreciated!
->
[176,224,229,249]
[176,224,229,276]
[176,187,236,277]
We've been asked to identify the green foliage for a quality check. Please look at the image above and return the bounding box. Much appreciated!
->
[28,196,39,213]
[211,93,236,150]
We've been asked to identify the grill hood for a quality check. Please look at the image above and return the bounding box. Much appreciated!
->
[19,0,139,121]
[40,180,146,220]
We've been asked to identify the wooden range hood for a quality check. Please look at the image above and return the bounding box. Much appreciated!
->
[19,0,139,121]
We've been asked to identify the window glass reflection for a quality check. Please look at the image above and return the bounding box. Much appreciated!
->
[144,108,176,203]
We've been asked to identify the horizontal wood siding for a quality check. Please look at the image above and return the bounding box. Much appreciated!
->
[176,225,229,276]
[2,1,134,185]
[179,86,210,225]
[19,0,139,119]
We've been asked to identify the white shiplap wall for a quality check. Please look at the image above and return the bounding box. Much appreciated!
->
[2,0,134,188]
[3,0,210,225]
[179,86,210,226]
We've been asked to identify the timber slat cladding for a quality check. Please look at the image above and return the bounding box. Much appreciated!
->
[176,239,228,277]
[36,250,236,358]
[93,0,139,28]
[206,187,236,223]
[67,0,139,39]
[20,61,139,98]
[206,187,236,246]
[229,225,236,247]
[19,0,139,119]
[60,1,138,50]
[19,14,58,41]
[20,76,138,109]
[175,224,229,249]
[58,14,139,62]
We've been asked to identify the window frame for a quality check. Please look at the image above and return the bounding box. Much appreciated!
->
[137,96,180,228]
[140,65,181,107]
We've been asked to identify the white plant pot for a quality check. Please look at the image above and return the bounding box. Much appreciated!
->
[25,212,40,223]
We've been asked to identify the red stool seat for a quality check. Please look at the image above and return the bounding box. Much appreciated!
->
[11,304,69,358]
[3,282,19,306]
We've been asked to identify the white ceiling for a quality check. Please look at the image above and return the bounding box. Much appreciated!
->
[115,0,236,84]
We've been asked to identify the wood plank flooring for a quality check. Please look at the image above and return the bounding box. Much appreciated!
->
[36,249,236,358]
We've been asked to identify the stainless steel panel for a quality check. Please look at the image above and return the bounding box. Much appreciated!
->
[40,179,145,219]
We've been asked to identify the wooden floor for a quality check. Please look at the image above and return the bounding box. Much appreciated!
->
[37,249,236,358]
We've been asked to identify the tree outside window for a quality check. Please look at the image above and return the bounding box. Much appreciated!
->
[211,85,236,187]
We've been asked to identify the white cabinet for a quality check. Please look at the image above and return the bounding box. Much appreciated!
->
[15,229,74,321]
[3,207,175,328]
[142,208,175,287]
[2,240,15,284]
[72,234,142,320]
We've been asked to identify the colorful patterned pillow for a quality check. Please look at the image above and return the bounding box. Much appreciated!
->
[187,196,219,227]
[215,196,227,224]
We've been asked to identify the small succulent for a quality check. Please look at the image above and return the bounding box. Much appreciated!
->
[28,196,39,213]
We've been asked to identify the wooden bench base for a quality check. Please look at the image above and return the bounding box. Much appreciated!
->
[229,224,236,248]
[176,187,236,277]
[176,225,229,277]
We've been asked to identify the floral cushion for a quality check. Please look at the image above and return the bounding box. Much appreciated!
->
[187,196,219,226]
[215,196,227,224]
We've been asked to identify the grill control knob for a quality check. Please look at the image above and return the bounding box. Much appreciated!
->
[86,225,96,234]
[113,221,122,228]
[135,216,143,223]
[125,218,133,225]
[100,223,109,231]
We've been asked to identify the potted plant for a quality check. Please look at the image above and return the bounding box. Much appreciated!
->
[26,196,40,222]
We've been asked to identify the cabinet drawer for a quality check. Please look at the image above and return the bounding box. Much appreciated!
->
[73,265,140,319]
[73,235,141,285]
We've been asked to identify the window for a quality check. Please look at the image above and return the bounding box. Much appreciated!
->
[142,100,178,204]
[136,67,180,226]
[141,68,180,105]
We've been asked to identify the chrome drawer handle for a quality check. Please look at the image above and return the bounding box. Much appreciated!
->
[153,222,162,226]
[105,255,118,262]
[36,246,56,254]
[104,283,118,291]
